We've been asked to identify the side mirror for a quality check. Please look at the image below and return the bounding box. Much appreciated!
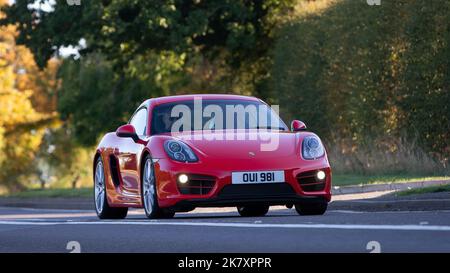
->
[291,120,307,131]
[116,124,139,142]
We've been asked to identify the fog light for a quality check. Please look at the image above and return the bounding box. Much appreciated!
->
[178,174,189,184]
[317,170,326,180]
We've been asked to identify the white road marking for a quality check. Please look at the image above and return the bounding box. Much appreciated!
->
[2,206,450,215]
[330,210,365,214]
[331,210,450,214]
[0,220,450,231]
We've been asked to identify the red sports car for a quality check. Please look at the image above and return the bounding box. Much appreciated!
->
[93,94,331,219]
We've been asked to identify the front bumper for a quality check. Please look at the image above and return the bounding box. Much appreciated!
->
[171,183,328,212]
[153,156,332,209]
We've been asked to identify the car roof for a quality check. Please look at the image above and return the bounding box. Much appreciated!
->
[149,94,261,106]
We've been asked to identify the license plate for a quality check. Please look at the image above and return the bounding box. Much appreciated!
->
[231,170,285,184]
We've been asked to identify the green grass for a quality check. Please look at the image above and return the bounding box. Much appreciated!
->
[396,184,450,196]
[1,175,449,198]
[333,175,450,187]
[1,188,92,198]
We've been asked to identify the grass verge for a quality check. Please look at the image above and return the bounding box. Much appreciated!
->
[333,175,449,187]
[1,175,449,198]
[396,184,450,196]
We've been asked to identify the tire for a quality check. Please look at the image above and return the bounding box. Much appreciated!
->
[295,202,328,216]
[94,157,128,219]
[237,205,270,217]
[141,155,175,219]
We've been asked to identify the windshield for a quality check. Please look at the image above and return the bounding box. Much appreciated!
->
[151,99,287,135]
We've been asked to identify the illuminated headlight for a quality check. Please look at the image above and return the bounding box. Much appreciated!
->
[164,140,198,162]
[302,136,325,159]
[317,170,326,180]
[178,174,189,184]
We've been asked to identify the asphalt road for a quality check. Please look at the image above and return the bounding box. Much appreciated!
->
[0,206,450,253]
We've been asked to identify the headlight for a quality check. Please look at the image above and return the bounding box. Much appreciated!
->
[164,140,198,162]
[302,136,325,159]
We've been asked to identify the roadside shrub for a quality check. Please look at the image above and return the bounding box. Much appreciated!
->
[327,136,448,176]
[273,0,450,173]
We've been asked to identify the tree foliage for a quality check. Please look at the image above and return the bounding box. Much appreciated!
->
[1,0,448,181]
[1,0,295,145]
[273,0,450,163]
[0,0,57,191]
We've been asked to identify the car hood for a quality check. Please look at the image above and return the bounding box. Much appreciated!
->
[172,130,301,160]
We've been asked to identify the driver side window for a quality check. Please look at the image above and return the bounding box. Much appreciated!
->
[130,108,148,136]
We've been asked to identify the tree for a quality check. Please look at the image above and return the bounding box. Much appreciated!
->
[1,0,295,145]
[272,0,450,167]
[0,0,58,191]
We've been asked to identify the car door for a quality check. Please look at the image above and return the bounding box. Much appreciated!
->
[115,107,148,196]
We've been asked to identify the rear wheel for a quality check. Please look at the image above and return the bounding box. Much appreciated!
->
[237,205,269,217]
[295,202,328,216]
[94,157,128,219]
[142,155,175,219]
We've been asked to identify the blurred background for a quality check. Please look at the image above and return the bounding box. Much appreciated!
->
[0,0,448,196]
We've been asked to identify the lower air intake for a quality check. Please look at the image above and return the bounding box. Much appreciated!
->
[177,174,216,195]
[296,170,326,192]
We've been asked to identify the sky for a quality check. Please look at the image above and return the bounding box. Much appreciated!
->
[8,0,83,57]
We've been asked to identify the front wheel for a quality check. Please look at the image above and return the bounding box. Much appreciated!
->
[142,155,175,219]
[237,205,269,217]
[94,157,128,219]
[295,202,328,216]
